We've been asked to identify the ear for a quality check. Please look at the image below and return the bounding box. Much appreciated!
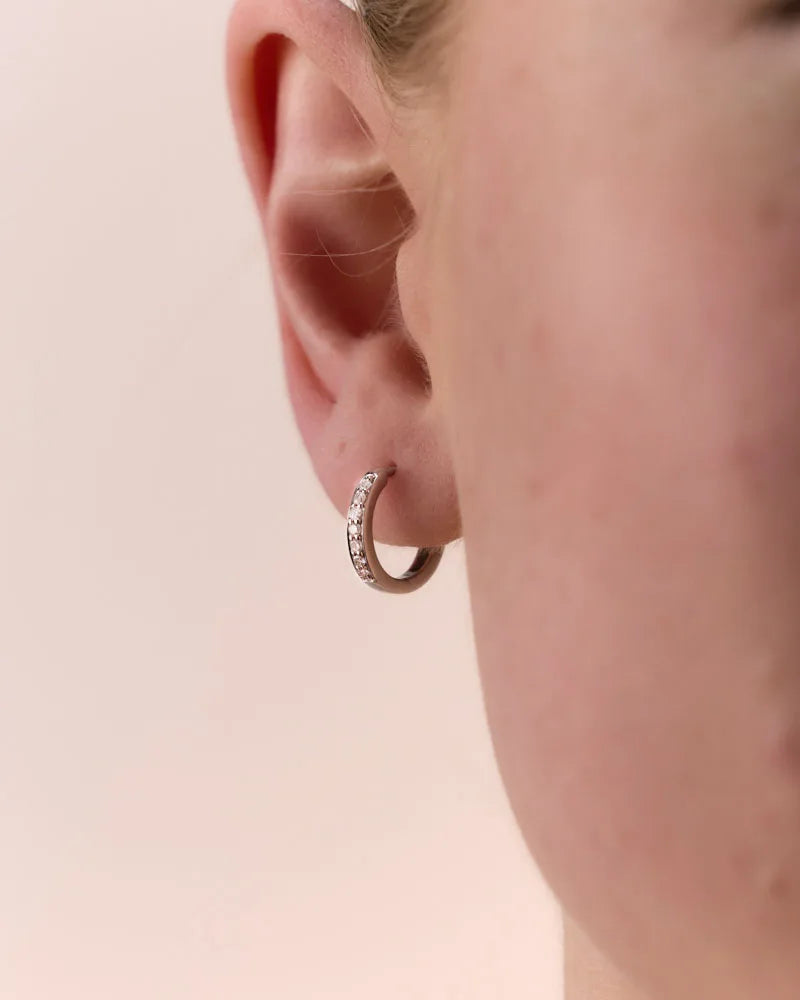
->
[225,0,460,547]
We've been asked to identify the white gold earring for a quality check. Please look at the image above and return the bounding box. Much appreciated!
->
[347,467,444,594]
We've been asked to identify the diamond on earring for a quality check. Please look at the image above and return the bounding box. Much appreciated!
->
[346,467,445,594]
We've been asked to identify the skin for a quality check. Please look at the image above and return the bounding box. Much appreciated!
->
[566,919,651,1000]
[226,0,800,996]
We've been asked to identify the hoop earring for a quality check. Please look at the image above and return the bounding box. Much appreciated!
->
[347,467,444,594]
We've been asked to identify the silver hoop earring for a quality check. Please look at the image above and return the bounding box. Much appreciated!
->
[347,467,444,594]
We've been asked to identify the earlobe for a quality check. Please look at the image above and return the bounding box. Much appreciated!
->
[225,0,460,547]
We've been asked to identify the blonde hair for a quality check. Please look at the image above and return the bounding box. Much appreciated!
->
[358,0,452,94]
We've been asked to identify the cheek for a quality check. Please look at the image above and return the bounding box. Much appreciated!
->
[439,19,800,997]
[461,182,800,994]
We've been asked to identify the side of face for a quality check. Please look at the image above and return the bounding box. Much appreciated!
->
[428,0,800,995]
[226,1,800,995]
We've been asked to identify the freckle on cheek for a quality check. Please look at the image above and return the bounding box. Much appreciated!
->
[767,716,800,777]
[751,858,794,913]
[756,190,786,231]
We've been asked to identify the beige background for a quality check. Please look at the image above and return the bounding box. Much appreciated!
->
[0,0,561,996]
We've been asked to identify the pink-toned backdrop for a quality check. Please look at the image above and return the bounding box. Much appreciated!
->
[0,1,561,995]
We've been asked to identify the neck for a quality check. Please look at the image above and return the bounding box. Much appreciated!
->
[565,919,651,1000]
